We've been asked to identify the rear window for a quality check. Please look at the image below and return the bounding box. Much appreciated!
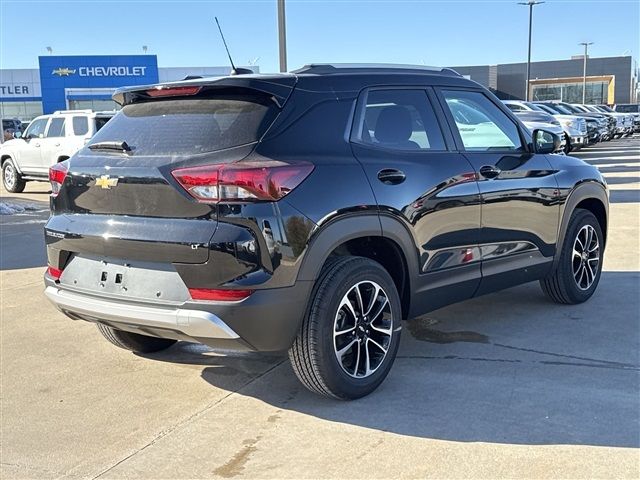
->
[86,94,279,156]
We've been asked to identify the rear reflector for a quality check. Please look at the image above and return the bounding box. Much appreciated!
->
[49,161,69,197]
[46,266,63,280]
[189,288,253,301]
[147,86,201,97]
[172,162,314,203]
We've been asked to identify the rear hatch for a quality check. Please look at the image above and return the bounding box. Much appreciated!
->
[47,79,294,266]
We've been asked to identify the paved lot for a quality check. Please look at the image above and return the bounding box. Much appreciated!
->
[1,137,639,479]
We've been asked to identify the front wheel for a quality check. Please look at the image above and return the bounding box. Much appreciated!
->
[289,256,402,400]
[2,159,26,193]
[540,209,603,304]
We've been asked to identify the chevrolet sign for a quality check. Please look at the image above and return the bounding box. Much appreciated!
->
[52,68,76,76]
[79,66,147,77]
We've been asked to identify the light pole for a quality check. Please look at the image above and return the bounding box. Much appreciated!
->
[277,0,287,72]
[579,42,593,104]
[518,0,544,101]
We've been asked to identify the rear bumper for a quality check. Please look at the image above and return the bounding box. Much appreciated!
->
[44,277,312,352]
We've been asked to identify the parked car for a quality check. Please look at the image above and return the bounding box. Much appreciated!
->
[500,104,565,152]
[507,100,587,153]
[1,110,114,192]
[43,65,608,399]
[569,104,616,141]
[595,105,634,136]
[613,103,640,132]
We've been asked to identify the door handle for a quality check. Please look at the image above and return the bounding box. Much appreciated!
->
[377,169,406,185]
[54,143,60,147]
[34,143,41,147]
[479,165,501,179]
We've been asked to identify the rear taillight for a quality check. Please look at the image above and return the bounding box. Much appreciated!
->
[49,161,69,197]
[171,162,314,203]
[188,288,253,301]
[147,86,201,97]
[46,265,63,281]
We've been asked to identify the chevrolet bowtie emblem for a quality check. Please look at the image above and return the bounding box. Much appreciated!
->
[52,68,76,76]
[95,175,118,189]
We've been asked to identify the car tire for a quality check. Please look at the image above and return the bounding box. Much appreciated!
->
[289,256,402,400]
[96,324,177,353]
[540,209,603,304]
[2,159,26,193]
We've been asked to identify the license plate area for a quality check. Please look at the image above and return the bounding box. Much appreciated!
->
[60,254,190,304]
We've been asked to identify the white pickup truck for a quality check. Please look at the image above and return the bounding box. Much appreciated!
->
[1,110,114,192]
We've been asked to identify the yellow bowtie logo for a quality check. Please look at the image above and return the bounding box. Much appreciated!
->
[95,175,118,189]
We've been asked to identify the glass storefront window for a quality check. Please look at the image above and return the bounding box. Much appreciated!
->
[531,81,609,104]
[67,99,120,112]
[0,101,43,121]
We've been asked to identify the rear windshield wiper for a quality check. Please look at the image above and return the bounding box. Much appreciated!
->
[88,141,132,153]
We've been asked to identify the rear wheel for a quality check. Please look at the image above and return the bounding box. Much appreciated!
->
[96,324,177,353]
[540,209,603,304]
[2,159,26,193]
[289,256,401,400]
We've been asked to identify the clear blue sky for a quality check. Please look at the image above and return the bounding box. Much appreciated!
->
[1,0,638,72]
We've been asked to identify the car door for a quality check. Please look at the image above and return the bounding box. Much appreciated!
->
[435,88,560,295]
[350,87,482,315]
[39,117,66,173]
[16,117,49,173]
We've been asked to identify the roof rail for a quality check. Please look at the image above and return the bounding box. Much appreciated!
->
[291,63,462,77]
[53,109,93,114]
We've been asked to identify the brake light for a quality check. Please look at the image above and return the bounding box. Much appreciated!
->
[147,86,201,97]
[49,161,69,197]
[172,162,314,203]
[46,265,63,281]
[189,288,253,301]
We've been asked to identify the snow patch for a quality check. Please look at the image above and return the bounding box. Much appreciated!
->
[0,202,39,215]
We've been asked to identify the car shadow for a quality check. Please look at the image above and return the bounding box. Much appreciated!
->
[143,272,640,449]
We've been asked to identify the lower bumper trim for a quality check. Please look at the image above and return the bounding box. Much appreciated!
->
[44,286,239,340]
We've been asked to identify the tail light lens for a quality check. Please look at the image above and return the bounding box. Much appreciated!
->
[171,162,314,203]
[46,265,63,281]
[189,288,253,301]
[49,161,69,197]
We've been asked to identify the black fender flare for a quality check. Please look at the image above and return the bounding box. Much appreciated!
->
[296,212,420,286]
[554,181,608,269]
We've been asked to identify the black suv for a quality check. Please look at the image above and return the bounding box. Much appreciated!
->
[44,65,608,399]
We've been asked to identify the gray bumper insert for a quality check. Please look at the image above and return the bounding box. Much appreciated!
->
[45,286,239,339]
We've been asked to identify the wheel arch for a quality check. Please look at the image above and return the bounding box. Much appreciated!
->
[1,154,22,174]
[555,181,609,269]
[296,213,419,320]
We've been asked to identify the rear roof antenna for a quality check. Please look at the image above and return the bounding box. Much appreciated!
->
[215,17,253,76]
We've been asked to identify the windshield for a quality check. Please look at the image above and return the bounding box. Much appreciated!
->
[598,105,614,112]
[86,93,279,156]
[549,103,573,115]
[538,103,563,114]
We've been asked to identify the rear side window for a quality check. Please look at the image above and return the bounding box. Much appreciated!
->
[46,118,66,137]
[352,89,446,151]
[442,90,523,152]
[87,94,279,156]
[616,104,638,113]
[505,103,525,112]
[94,116,111,132]
[72,116,89,136]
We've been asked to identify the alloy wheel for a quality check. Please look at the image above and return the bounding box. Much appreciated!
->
[333,281,393,378]
[4,163,15,189]
[572,224,600,291]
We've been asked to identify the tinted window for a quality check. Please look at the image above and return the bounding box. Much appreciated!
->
[94,116,111,132]
[443,90,523,151]
[24,118,48,139]
[46,118,65,137]
[87,94,278,156]
[616,104,639,113]
[353,89,446,151]
[505,103,525,112]
[72,116,89,136]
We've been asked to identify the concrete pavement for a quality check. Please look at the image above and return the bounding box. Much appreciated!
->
[1,136,639,479]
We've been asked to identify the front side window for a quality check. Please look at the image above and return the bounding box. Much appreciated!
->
[24,118,48,139]
[46,118,66,137]
[353,89,446,151]
[442,90,523,152]
[72,116,89,136]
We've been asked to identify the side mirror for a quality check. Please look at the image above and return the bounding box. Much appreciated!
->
[533,129,561,154]
[13,131,23,139]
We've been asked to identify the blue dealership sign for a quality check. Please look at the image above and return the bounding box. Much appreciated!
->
[39,55,159,113]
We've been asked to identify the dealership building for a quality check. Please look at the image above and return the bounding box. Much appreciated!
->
[0,55,255,120]
[450,55,638,105]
